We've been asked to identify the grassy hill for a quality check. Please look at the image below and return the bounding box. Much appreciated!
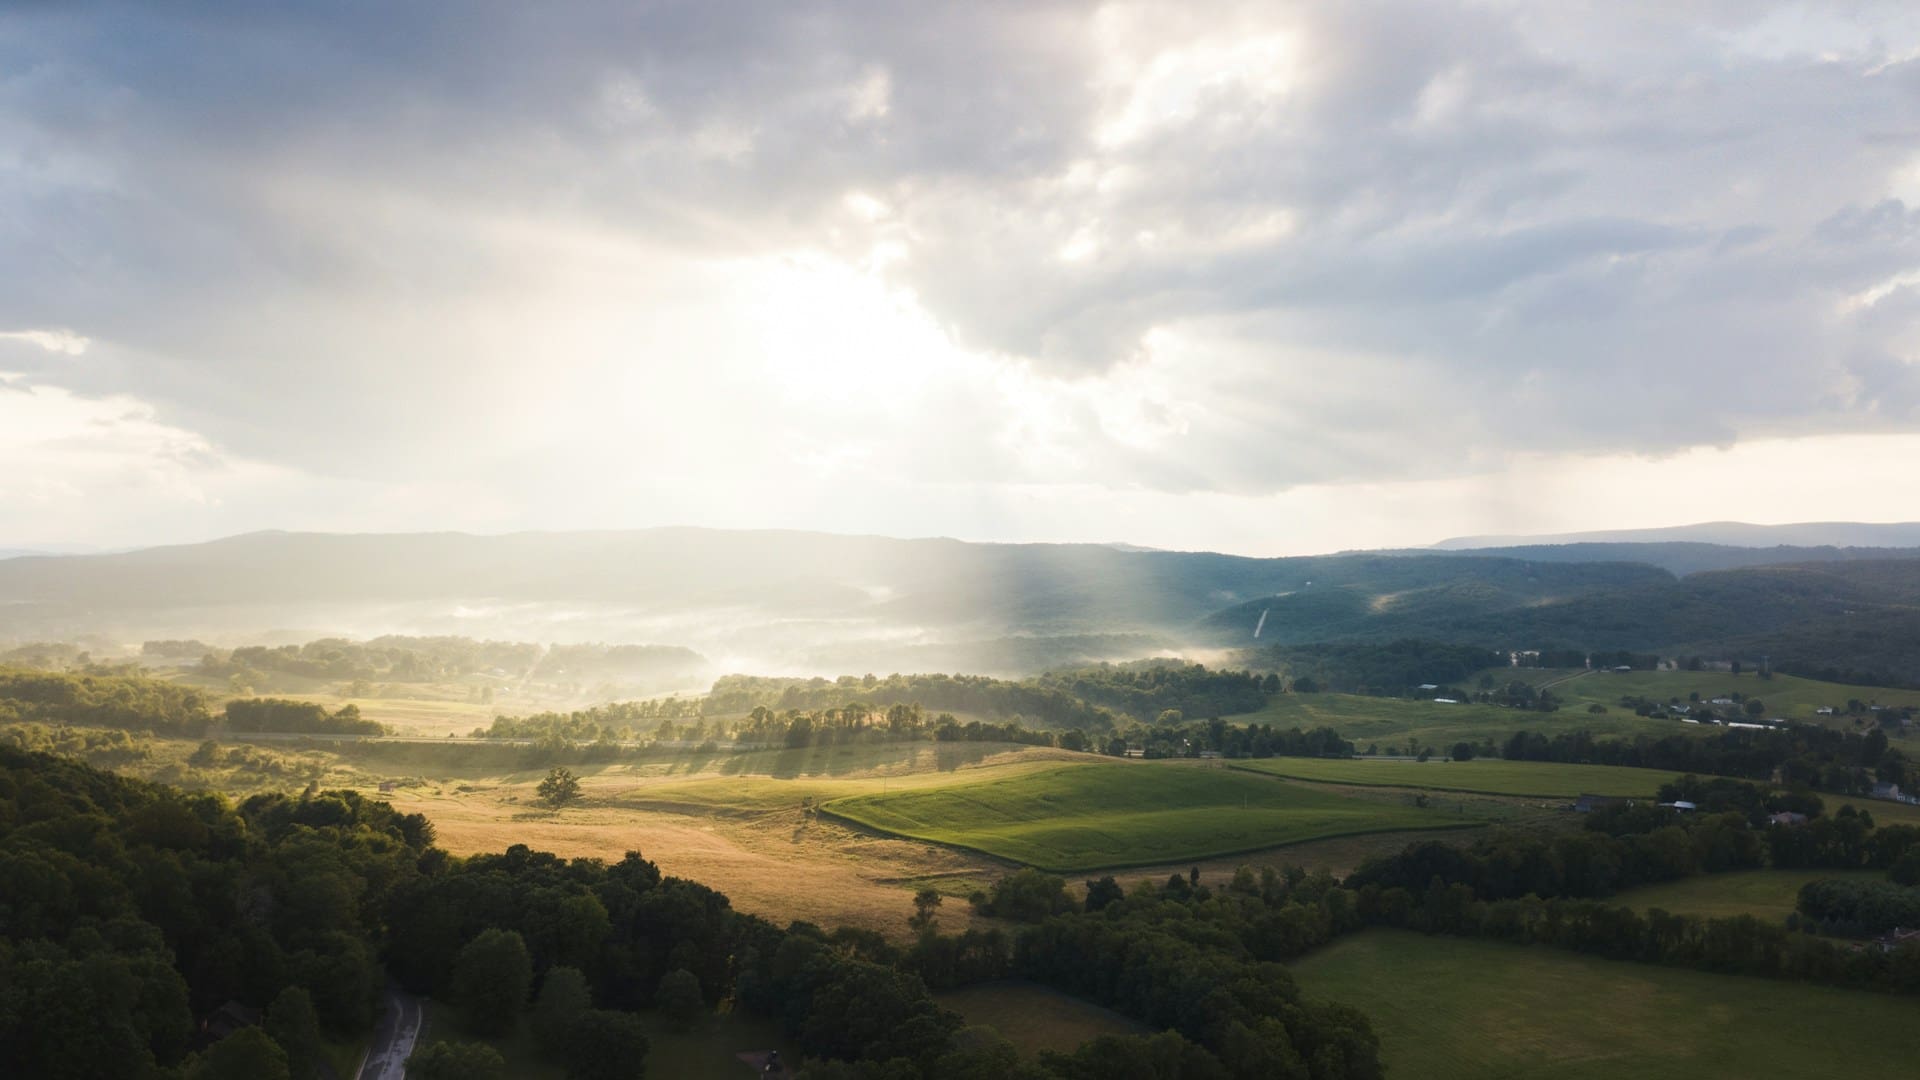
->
[822,761,1479,871]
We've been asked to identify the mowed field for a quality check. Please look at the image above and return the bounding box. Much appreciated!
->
[823,761,1479,872]
[1513,668,1920,732]
[1233,757,1683,798]
[1222,691,1682,748]
[936,981,1147,1057]
[1290,931,1920,1080]
[1615,868,1887,922]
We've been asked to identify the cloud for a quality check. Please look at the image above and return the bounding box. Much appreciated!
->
[0,329,88,355]
[3,1,1920,546]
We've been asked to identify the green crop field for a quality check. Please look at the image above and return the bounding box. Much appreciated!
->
[1511,668,1920,731]
[1232,757,1683,798]
[823,761,1478,872]
[1616,869,1886,922]
[1223,691,1681,748]
[1289,931,1920,1079]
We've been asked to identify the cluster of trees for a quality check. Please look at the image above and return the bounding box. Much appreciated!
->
[2,721,154,765]
[0,667,213,735]
[1246,640,1504,695]
[1796,878,1920,937]
[0,745,433,1077]
[225,699,386,736]
[703,663,1276,728]
[1100,717,1353,760]
[1498,723,1909,795]
[195,637,545,684]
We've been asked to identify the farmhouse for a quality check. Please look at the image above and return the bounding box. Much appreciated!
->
[1416,683,1439,691]
[1871,781,1903,800]
[1769,811,1809,826]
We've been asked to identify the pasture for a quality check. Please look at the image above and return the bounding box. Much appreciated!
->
[1616,869,1886,923]
[1289,931,1920,1080]
[1232,757,1682,798]
[1223,691,1680,748]
[1511,668,1920,732]
[936,981,1147,1057]
[823,761,1479,872]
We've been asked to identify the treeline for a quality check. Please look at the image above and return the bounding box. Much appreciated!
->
[1107,716,1354,760]
[1797,878,1920,937]
[199,637,542,683]
[0,666,213,735]
[1498,723,1909,795]
[225,698,386,736]
[703,662,1276,727]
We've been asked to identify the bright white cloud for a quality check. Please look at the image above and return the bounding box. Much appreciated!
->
[3,2,1920,550]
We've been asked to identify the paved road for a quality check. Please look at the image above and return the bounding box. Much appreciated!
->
[356,985,425,1080]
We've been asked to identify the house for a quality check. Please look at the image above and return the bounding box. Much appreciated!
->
[1416,683,1439,691]
[200,1001,261,1041]
[1816,706,1836,716]
[1432,697,1460,704]
[1657,800,1697,812]
[377,780,396,793]
[1874,927,1920,953]
[1198,749,1222,759]
[1611,665,1633,673]
[1122,747,1146,758]
[1872,781,1903,800]
[1574,794,1625,813]
[1711,697,1735,706]
[1769,811,1809,827]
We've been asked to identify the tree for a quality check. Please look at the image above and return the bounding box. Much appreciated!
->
[264,986,323,1080]
[532,966,592,1057]
[1746,699,1766,717]
[909,888,943,933]
[1084,876,1124,912]
[561,1009,651,1080]
[1450,742,1476,761]
[451,928,533,1036]
[406,1041,507,1080]
[538,766,582,806]
[189,1028,290,1080]
[657,968,705,1032]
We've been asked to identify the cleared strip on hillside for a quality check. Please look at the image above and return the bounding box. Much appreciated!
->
[822,762,1477,873]
[1231,757,1683,798]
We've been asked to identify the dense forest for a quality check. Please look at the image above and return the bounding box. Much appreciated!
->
[0,747,1388,1079]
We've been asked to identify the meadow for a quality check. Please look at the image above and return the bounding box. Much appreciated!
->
[1511,668,1920,730]
[1614,868,1886,922]
[823,761,1480,872]
[1222,690,1680,748]
[1232,757,1683,798]
[935,981,1147,1057]
[1289,931,1920,1080]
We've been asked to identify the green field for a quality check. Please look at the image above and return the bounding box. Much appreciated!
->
[1290,931,1920,1079]
[1233,757,1682,798]
[1224,691,1681,748]
[823,762,1478,872]
[1616,869,1886,922]
[936,981,1146,1057]
[1513,668,1920,731]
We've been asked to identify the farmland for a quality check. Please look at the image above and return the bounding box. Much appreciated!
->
[1510,668,1920,731]
[935,981,1147,1057]
[1232,757,1683,798]
[1615,868,1886,923]
[1289,931,1920,1079]
[1222,690,1682,748]
[823,761,1481,872]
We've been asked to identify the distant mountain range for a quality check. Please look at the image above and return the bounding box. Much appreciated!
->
[6,525,1920,685]
[1432,521,1920,550]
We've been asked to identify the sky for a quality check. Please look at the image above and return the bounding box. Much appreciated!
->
[3,1,1920,557]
